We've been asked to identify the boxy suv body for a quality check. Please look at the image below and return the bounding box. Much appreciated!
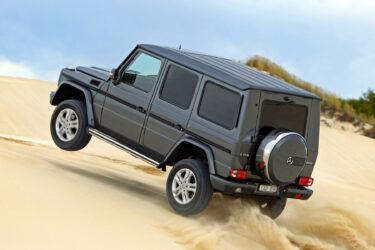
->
[50,44,320,218]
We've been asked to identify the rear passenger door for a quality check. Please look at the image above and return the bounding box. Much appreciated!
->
[143,62,201,156]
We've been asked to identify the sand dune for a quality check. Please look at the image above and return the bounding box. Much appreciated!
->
[0,76,374,250]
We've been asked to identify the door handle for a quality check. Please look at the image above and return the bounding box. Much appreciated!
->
[174,124,184,131]
[136,106,146,113]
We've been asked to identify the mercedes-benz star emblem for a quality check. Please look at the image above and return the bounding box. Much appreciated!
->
[286,157,294,165]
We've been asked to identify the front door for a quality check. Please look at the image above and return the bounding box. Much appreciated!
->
[101,50,164,143]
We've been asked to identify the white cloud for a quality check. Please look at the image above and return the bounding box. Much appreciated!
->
[0,59,37,79]
[0,49,88,82]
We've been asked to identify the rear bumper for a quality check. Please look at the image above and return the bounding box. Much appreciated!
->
[210,175,313,200]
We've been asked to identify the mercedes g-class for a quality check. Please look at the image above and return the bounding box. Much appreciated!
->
[50,44,320,218]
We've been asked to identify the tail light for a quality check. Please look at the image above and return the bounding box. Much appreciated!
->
[298,176,314,186]
[258,162,265,169]
[229,169,247,179]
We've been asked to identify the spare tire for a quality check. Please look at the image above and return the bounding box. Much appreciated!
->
[256,129,307,186]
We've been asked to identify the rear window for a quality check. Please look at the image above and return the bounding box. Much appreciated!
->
[160,65,198,109]
[259,100,307,135]
[198,82,242,130]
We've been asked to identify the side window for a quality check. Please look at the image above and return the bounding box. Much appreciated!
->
[198,82,242,130]
[120,52,162,93]
[160,65,198,109]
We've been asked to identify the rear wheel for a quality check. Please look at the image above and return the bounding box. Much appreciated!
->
[258,197,287,219]
[50,99,91,151]
[166,159,213,215]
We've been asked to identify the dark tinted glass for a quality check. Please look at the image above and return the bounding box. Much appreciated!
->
[259,101,307,135]
[198,82,242,129]
[160,65,198,109]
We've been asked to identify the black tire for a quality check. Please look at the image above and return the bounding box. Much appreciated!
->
[166,159,213,215]
[50,99,91,151]
[258,197,287,219]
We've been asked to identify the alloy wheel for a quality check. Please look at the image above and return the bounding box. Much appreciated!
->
[172,168,197,205]
[55,108,79,142]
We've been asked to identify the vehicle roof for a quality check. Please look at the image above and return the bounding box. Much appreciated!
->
[138,44,321,100]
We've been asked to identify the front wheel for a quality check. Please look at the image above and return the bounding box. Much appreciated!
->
[50,99,91,151]
[166,159,213,215]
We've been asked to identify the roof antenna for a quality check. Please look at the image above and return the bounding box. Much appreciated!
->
[179,44,181,50]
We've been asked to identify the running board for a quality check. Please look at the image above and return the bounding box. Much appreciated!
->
[88,128,160,166]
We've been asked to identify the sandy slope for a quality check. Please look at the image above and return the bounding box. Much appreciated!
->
[0,76,374,250]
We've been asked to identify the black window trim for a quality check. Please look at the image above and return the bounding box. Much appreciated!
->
[158,62,200,110]
[235,95,244,128]
[197,80,243,130]
[117,49,164,94]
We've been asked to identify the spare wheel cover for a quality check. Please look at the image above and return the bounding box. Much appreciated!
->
[258,131,307,185]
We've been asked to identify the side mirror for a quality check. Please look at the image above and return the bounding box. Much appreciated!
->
[122,72,137,85]
[109,68,119,84]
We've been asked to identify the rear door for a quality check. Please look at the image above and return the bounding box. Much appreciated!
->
[142,62,202,156]
[256,92,312,138]
[100,50,164,143]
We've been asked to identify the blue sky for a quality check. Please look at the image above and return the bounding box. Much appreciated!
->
[0,0,374,98]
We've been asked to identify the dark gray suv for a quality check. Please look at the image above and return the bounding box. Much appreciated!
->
[50,44,320,218]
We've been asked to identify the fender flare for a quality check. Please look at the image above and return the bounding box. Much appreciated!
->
[50,81,95,127]
[165,137,216,174]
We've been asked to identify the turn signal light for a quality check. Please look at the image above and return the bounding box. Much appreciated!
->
[298,176,314,186]
[229,169,247,179]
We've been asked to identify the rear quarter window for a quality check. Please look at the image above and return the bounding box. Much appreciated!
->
[198,82,242,130]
